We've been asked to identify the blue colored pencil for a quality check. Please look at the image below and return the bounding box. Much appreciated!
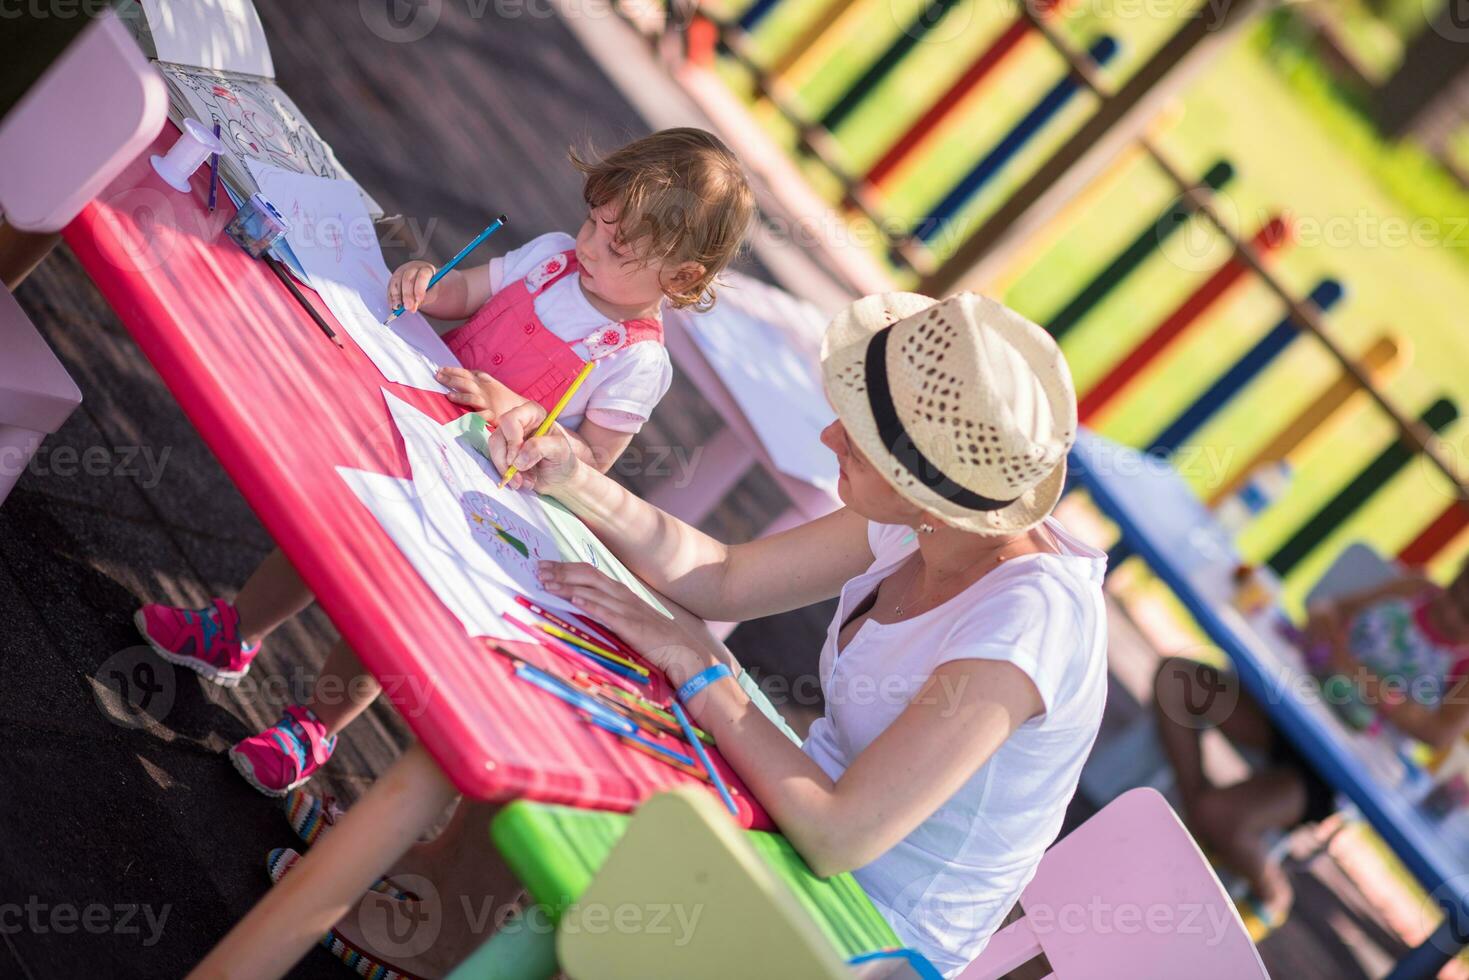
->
[207,123,221,212]
[384,214,508,324]
[513,662,637,733]
[672,700,738,816]
[583,713,698,768]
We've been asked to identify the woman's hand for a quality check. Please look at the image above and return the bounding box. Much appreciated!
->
[436,366,501,414]
[537,561,717,689]
[487,401,578,493]
[388,260,437,315]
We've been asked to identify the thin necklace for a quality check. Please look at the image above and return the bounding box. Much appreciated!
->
[892,543,1023,617]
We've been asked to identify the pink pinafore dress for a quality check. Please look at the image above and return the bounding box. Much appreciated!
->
[441,249,663,411]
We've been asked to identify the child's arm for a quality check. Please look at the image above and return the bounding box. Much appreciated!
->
[572,420,633,474]
[388,260,494,321]
[1349,666,1469,752]
[437,367,528,419]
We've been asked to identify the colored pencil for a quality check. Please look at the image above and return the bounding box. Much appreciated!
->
[263,254,341,348]
[673,700,738,816]
[612,731,710,781]
[570,610,640,659]
[516,595,630,659]
[504,614,647,689]
[384,215,507,325]
[569,674,698,741]
[581,712,697,767]
[499,360,595,488]
[535,621,646,675]
[567,675,689,741]
[207,123,221,212]
[512,662,637,734]
[592,680,713,744]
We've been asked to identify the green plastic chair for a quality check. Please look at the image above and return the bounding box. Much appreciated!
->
[450,788,900,979]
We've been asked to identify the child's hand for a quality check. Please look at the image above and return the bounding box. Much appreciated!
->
[437,366,499,413]
[388,260,438,314]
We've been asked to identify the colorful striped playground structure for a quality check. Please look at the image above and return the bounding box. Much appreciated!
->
[613,0,1469,606]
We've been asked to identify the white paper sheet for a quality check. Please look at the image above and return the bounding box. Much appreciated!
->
[383,391,584,618]
[679,302,839,492]
[246,162,456,392]
[336,467,522,641]
[143,0,275,77]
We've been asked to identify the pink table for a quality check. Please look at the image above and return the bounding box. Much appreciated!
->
[62,123,771,978]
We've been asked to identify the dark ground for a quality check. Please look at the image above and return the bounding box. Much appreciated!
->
[1,2,820,977]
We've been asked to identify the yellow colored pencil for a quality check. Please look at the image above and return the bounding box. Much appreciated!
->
[537,622,649,675]
[499,360,596,488]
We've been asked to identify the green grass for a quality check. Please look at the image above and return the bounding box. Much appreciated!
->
[713,0,1469,607]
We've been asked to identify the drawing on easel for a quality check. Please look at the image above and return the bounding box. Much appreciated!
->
[160,66,346,184]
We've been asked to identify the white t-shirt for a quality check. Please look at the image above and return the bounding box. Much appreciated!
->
[482,232,672,433]
[801,518,1108,977]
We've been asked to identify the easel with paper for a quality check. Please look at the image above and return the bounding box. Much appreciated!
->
[118,0,383,216]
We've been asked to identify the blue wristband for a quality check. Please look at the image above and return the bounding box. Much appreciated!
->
[677,663,733,703]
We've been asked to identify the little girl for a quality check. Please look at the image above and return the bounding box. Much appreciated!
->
[134,128,754,796]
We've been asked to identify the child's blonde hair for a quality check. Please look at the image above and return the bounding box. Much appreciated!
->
[571,128,754,313]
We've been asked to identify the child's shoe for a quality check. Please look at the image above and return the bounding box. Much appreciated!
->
[230,705,337,797]
[134,598,259,687]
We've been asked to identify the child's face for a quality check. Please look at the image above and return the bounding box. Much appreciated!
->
[575,204,696,310]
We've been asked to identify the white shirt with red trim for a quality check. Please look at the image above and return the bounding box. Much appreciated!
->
[487,232,672,433]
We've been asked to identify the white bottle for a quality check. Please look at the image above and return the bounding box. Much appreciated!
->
[1214,460,1293,535]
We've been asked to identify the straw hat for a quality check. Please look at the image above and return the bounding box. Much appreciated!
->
[820,291,1077,536]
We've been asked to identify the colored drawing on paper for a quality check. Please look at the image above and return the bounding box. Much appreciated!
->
[160,66,348,183]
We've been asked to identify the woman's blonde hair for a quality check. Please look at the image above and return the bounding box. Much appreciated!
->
[571,128,755,312]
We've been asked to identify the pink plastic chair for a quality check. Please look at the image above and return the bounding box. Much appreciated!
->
[0,9,167,232]
[0,284,82,505]
[959,788,1268,980]
[0,9,167,287]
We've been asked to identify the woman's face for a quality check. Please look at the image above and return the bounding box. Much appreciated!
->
[821,418,926,526]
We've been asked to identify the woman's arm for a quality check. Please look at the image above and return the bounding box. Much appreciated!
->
[541,567,1046,877]
[497,402,873,622]
[694,657,1042,876]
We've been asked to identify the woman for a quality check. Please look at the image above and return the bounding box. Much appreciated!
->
[304,291,1109,978]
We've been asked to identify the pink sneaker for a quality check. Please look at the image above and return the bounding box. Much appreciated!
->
[133,598,259,687]
[230,705,337,797]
